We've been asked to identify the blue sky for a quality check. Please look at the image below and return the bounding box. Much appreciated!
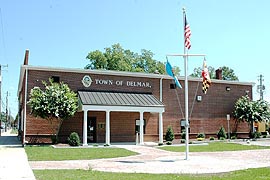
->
[0,0,270,117]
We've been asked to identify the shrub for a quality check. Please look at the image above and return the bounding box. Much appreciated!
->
[197,138,204,141]
[67,132,80,146]
[196,133,205,139]
[263,135,267,138]
[104,144,110,147]
[166,141,172,145]
[158,142,164,146]
[181,131,186,139]
[219,137,226,140]
[217,126,227,139]
[51,135,58,144]
[231,136,237,140]
[209,137,215,141]
[180,139,185,143]
[250,131,261,139]
[165,126,175,142]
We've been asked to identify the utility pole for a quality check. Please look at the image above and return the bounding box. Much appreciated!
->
[0,64,8,136]
[257,74,265,100]
[5,91,8,132]
[0,65,1,136]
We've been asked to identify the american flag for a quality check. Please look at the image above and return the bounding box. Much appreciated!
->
[202,58,211,94]
[184,13,191,50]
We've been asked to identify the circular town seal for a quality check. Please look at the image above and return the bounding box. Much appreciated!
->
[82,75,92,87]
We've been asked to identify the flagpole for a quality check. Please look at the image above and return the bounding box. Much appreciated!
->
[183,7,189,160]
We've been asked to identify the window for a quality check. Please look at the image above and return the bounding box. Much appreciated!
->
[135,119,146,134]
[51,76,60,83]
[170,83,176,89]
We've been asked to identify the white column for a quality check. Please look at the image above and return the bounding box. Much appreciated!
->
[83,110,88,146]
[139,111,144,145]
[159,112,163,144]
[105,110,110,145]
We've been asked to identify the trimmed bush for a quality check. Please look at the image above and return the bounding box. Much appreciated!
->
[209,137,215,141]
[51,135,58,144]
[219,137,226,140]
[196,133,205,138]
[250,131,261,139]
[180,139,185,143]
[181,131,186,139]
[217,126,227,139]
[67,132,80,146]
[166,141,172,145]
[165,126,175,142]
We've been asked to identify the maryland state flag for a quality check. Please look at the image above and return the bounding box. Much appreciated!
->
[202,58,211,94]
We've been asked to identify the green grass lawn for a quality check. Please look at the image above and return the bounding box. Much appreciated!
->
[25,146,137,161]
[159,142,270,152]
[33,167,270,180]
[29,142,270,179]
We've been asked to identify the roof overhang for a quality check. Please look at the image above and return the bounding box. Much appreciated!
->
[78,91,165,113]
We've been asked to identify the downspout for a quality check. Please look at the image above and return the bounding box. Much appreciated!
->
[159,78,163,102]
[23,67,28,146]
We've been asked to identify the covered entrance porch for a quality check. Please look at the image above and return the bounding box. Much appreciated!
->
[78,91,165,145]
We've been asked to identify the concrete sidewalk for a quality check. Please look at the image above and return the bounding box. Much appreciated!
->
[30,143,270,174]
[0,130,36,180]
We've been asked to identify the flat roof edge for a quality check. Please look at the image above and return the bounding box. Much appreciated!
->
[20,65,255,86]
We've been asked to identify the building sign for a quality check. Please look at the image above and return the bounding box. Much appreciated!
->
[82,75,152,88]
[82,75,92,87]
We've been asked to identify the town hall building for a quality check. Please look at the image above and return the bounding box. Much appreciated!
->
[18,50,252,145]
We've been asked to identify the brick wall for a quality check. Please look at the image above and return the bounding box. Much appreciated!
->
[20,68,252,143]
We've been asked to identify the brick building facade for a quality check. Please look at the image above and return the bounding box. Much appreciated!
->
[18,51,252,144]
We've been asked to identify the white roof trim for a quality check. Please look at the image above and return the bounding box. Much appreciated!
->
[80,104,165,113]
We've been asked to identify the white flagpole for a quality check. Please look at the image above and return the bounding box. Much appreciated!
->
[183,7,189,160]
[167,8,205,161]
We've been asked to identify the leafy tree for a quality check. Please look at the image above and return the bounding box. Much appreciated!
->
[221,66,238,81]
[0,112,13,128]
[0,112,7,123]
[233,95,270,134]
[28,79,78,142]
[85,43,179,75]
[190,65,238,81]
[190,66,215,79]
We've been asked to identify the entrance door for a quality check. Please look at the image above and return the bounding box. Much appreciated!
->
[87,117,96,143]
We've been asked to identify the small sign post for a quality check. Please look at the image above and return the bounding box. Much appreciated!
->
[227,114,230,140]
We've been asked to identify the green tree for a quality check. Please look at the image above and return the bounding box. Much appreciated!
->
[217,126,227,139]
[221,66,239,81]
[28,79,78,142]
[85,43,179,75]
[190,66,215,79]
[165,125,175,142]
[190,65,238,81]
[233,95,270,134]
